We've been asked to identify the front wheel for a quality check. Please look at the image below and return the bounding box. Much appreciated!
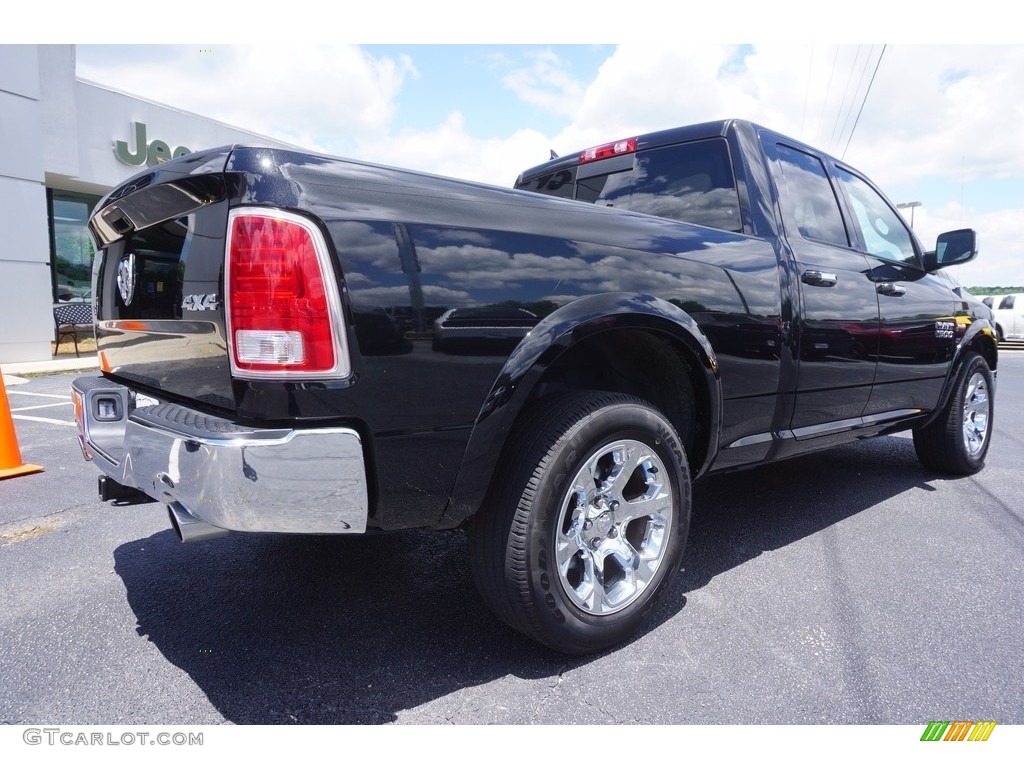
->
[913,353,994,475]
[468,391,691,654]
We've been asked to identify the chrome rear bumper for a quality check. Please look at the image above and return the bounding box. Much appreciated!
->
[72,376,368,536]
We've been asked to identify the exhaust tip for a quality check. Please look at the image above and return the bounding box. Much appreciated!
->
[167,502,229,543]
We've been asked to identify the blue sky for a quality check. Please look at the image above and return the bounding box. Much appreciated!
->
[361,45,613,138]
[52,23,1024,288]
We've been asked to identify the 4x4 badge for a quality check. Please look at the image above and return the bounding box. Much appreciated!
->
[117,252,136,306]
[182,294,220,311]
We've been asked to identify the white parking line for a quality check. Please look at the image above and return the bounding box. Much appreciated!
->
[11,402,73,412]
[7,391,72,400]
[12,414,76,426]
[7,389,75,426]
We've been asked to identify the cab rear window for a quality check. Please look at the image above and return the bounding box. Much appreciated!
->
[520,138,741,232]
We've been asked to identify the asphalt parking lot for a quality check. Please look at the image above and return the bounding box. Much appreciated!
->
[1,354,1022,727]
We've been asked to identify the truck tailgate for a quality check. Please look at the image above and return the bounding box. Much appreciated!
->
[89,148,236,412]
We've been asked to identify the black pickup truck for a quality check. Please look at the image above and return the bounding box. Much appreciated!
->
[73,119,996,654]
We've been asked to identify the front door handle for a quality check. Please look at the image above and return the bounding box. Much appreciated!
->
[877,282,907,297]
[801,270,838,288]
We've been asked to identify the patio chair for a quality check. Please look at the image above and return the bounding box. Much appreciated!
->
[53,302,95,358]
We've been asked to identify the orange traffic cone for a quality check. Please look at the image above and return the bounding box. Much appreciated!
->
[0,368,44,479]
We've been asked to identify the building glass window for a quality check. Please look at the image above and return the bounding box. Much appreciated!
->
[50,190,101,302]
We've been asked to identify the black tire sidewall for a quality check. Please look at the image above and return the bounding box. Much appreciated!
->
[519,400,690,653]
[951,354,994,472]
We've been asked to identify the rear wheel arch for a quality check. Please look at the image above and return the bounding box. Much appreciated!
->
[439,303,721,531]
[522,327,712,474]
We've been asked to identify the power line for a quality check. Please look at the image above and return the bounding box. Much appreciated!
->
[835,44,877,156]
[842,44,887,160]
[814,46,841,148]
[800,45,815,137]
[829,45,865,152]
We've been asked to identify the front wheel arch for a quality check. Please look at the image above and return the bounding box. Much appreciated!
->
[912,352,994,475]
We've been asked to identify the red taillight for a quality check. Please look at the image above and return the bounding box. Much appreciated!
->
[580,137,637,164]
[226,210,348,378]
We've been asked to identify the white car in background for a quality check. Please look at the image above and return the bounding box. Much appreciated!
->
[985,293,1024,341]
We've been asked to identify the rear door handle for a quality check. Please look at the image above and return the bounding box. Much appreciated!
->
[801,270,838,287]
[877,282,907,297]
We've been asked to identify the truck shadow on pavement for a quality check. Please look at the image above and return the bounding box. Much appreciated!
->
[112,433,942,724]
[673,433,940,595]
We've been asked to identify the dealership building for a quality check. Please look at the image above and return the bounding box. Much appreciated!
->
[0,44,292,365]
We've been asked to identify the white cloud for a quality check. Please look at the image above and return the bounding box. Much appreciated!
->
[353,112,553,187]
[831,46,1024,186]
[77,46,417,152]
[501,49,586,117]
[557,45,750,148]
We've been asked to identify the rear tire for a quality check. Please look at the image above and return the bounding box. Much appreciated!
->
[468,391,690,654]
[913,353,994,475]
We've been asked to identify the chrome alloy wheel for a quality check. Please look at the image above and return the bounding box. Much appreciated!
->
[962,371,990,457]
[556,439,673,616]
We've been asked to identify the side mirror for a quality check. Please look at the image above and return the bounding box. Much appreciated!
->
[924,228,978,271]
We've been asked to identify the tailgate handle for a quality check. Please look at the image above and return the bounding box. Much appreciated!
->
[801,270,838,288]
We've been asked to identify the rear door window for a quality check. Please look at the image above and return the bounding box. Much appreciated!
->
[772,144,849,247]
